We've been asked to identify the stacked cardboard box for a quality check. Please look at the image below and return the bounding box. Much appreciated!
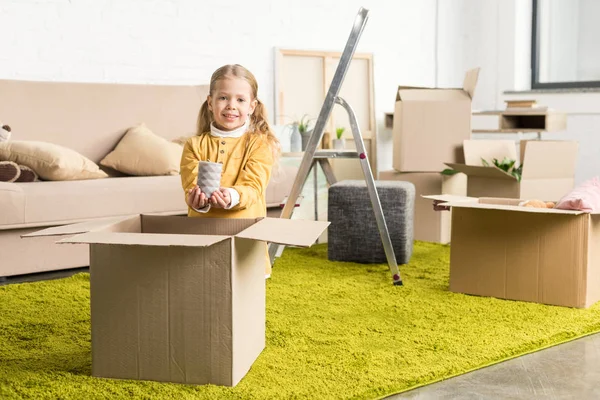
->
[379,68,480,243]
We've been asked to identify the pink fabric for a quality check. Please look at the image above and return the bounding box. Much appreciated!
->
[555,177,600,212]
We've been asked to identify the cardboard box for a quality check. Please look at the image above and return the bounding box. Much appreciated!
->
[392,67,480,172]
[426,196,600,308]
[25,215,329,386]
[445,139,578,201]
[379,170,467,244]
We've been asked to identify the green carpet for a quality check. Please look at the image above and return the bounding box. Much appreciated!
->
[2,242,600,399]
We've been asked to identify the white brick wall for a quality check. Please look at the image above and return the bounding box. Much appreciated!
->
[0,0,439,172]
[0,0,436,117]
[5,0,596,181]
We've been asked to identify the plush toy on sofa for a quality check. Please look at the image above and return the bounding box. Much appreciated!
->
[0,123,12,142]
[0,123,39,183]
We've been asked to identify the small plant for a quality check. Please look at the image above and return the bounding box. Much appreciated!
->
[441,168,459,176]
[296,114,312,134]
[481,157,523,182]
[441,157,523,182]
[335,127,345,139]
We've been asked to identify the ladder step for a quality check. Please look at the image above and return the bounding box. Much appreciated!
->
[280,195,303,208]
[314,150,359,159]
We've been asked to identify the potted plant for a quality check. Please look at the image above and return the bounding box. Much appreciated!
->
[333,127,345,150]
[296,114,313,151]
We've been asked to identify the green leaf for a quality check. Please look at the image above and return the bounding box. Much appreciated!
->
[440,168,459,176]
[481,156,522,181]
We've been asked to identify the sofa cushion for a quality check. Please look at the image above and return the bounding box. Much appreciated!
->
[12,176,186,228]
[0,141,108,181]
[0,182,25,226]
[100,124,183,176]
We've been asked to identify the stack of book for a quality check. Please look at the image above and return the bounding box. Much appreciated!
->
[505,99,548,112]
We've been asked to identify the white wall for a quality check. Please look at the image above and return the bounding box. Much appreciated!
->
[0,0,439,174]
[0,2,434,125]
[436,0,499,111]
[578,0,600,81]
[1,0,598,183]
[538,0,579,83]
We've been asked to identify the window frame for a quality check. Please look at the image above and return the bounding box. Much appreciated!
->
[531,0,600,89]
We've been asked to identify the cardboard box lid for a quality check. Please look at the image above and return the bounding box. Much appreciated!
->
[395,67,480,101]
[24,214,330,248]
[397,88,470,102]
[520,140,579,179]
[444,163,516,180]
[235,218,330,247]
[463,140,517,166]
[395,85,428,101]
[21,215,136,238]
[444,139,519,180]
[424,195,598,215]
[422,194,479,204]
[462,67,480,99]
[58,231,230,247]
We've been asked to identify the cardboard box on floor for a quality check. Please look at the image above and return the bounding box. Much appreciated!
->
[445,139,578,201]
[424,195,600,308]
[379,170,467,244]
[392,67,480,172]
[24,215,329,387]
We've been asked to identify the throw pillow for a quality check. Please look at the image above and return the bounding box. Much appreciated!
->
[100,123,183,176]
[555,177,600,212]
[0,141,108,181]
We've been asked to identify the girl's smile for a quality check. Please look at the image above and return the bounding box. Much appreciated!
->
[208,77,257,131]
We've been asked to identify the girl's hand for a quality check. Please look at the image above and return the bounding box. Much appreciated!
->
[186,186,210,209]
[210,188,231,209]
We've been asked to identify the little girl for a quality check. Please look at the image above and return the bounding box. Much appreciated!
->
[180,64,281,276]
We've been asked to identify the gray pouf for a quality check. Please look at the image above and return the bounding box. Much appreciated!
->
[327,180,415,264]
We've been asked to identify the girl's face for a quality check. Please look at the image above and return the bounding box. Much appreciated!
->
[208,77,257,131]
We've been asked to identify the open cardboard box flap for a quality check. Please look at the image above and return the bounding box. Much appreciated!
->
[398,89,469,102]
[57,232,230,247]
[444,163,516,180]
[444,140,519,179]
[463,140,517,166]
[236,218,330,247]
[520,140,578,179]
[447,139,578,181]
[422,195,596,215]
[21,215,137,238]
[395,85,429,100]
[462,67,480,99]
[396,67,480,101]
[23,214,330,248]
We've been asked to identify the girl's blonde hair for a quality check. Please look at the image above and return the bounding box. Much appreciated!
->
[197,64,281,162]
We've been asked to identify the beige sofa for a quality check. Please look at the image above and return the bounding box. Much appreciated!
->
[0,79,295,278]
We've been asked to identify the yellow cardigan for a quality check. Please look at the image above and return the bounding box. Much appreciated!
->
[180,132,274,219]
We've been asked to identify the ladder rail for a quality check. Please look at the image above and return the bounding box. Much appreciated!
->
[334,97,402,285]
[279,7,369,220]
[269,7,404,285]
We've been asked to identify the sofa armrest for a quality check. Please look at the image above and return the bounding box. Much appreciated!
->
[0,182,25,226]
[265,163,299,207]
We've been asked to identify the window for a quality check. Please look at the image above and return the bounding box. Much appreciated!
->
[532,0,600,89]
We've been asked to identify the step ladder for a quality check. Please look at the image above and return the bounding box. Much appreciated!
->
[270,7,403,286]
